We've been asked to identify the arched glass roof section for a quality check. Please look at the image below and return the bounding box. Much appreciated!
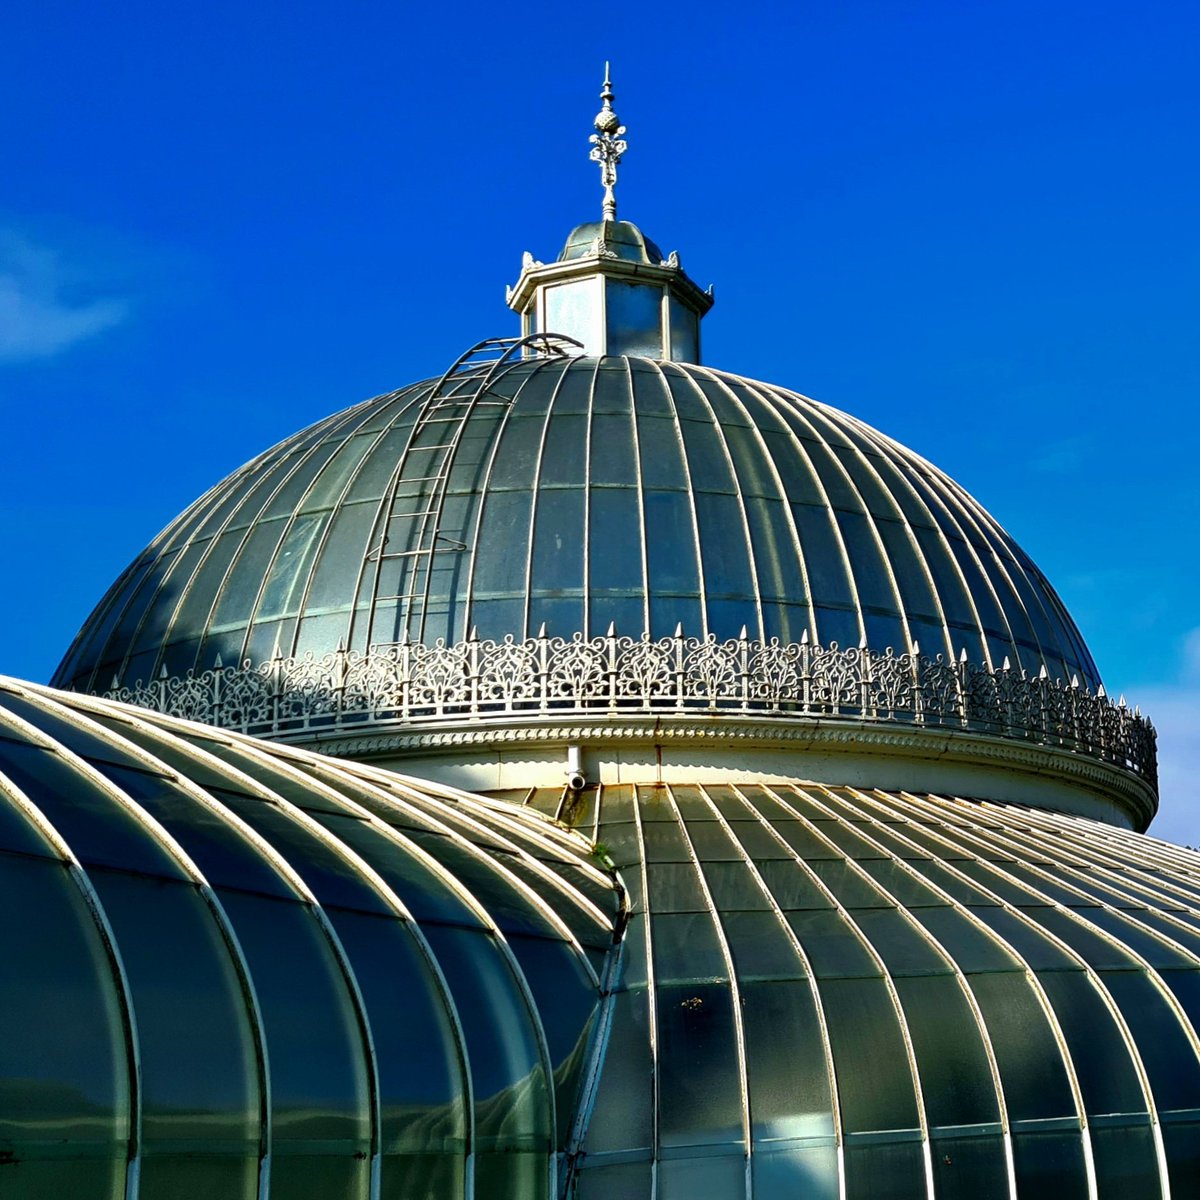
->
[55,353,1101,698]
[2,678,1199,1198]
[504,779,1200,1200]
[0,677,620,1200]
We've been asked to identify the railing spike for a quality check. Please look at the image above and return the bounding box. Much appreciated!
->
[469,625,478,641]
[859,634,869,649]
[801,629,810,645]
[537,621,548,638]
[214,653,223,669]
[1097,683,1106,699]
[740,625,749,640]
[960,647,969,663]
[675,622,684,637]
[1039,664,1049,680]
[1071,674,1080,689]
[910,639,919,655]
[1002,656,1011,671]
[607,620,616,636]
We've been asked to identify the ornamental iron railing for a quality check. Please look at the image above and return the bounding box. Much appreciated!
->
[100,630,1157,784]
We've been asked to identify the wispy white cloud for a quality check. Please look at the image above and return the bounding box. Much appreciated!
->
[0,230,128,363]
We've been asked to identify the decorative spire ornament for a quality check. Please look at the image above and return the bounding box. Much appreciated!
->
[588,63,627,222]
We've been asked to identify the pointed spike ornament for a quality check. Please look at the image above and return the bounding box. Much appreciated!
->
[588,63,627,222]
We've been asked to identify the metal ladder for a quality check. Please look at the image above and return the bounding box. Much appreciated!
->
[353,333,582,647]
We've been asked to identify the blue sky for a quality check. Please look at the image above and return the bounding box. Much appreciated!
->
[2,0,1197,837]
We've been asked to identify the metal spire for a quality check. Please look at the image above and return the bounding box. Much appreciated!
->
[589,63,627,222]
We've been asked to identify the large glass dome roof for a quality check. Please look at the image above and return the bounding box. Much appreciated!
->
[56,352,1098,695]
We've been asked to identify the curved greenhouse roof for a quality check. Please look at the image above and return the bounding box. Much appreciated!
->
[55,352,1099,698]
[0,677,619,1197]
[1,680,1197,1197]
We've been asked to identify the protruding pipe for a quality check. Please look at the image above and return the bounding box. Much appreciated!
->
[566,744,586,791]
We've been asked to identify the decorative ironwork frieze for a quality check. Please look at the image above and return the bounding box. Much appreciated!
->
[98,630,1157,785]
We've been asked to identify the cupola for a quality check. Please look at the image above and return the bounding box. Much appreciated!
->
[505,67,714,360]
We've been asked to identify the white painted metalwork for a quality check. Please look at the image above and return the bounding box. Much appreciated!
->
[100,629,1157,784]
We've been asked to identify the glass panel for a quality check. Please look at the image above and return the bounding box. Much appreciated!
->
[0,739,187,879]
[895,975,999,1126]
[702,861,773,910]
[99,765,296,899]
[817,977,920,1132]
[811,860,894,908]
[302,502,377,612]
[652,911,728,984]
[537,414,587,488]
[0,853,128,1195]
[907,904,1019,971]
[966,972,1076,1120]
[1036,971,1147,1116]
[0,773,60,857]
[505,933,598,1151]
[843,1139,926,1200]
[648,862,708,912]
[720,911,806,981]
[668,296,698,363]
[644,491,700,595]
[471,490,534,599]
[545,279,598,345]
[580,988,653,1153]
[399,830,558,938]
[1162,1122,1200,1195]
[326,909,467,1193]
[929,1134,1010,1200]
[754,858,834,910]
[214,890,371,1188]
[742,979,833,1142]
[657,1154,746,1199]
[1091,1122,1161,1199]
[786,910,880,979]
[420,923,550,1190]
[529,487,585,596]
[575,1160,653,1198]
[588,487,644,602]
[87,870,259,1195]
[966,905,1081,969]
[656,982,742,1148]
[636,415,688,490]
[1100,970,1200,1112]
[752,1143,837,1196]
[212,791,393,915]
[694,492,753,600]
[255,511,326,620]
[1011,1130,1089,1199]
[606,280,663,358]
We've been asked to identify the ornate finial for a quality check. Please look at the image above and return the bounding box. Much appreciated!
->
[588,63,627,222]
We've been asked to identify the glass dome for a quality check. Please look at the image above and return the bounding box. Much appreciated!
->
[54,353,1100,696]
